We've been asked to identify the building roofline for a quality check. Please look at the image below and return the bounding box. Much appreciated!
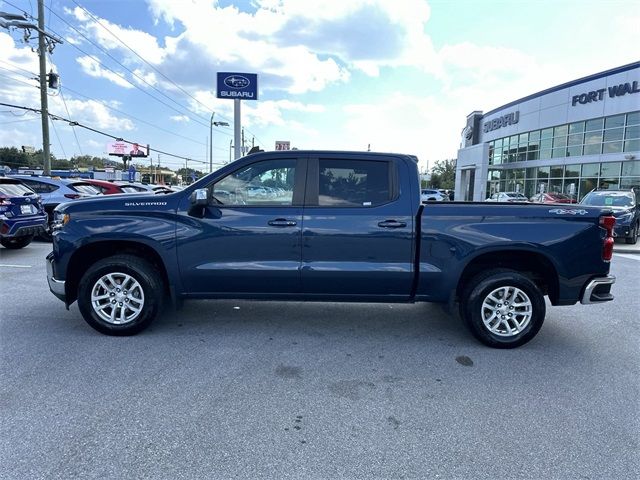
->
[482,61,640,118]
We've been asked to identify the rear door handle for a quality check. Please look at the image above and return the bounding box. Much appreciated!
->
[268,218,297,227]
[378,220,407,228]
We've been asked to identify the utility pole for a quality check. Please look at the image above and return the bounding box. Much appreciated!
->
[37,0,50,175]
[1,2,62,176]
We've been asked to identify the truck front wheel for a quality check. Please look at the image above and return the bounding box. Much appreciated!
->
[77,254,163,336]
[460,269,546,348]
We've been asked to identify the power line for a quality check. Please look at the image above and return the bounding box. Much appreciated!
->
[66,0,266,148]
[0,101,224,165]
[45,7,213,130]
[49,116,68,159]
[1,0,30,17]
[59,88,83,155]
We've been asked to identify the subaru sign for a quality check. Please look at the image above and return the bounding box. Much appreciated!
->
[217,72,258,100]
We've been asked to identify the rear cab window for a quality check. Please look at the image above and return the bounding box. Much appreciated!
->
[311,158,394,207]
[69,183,101,195]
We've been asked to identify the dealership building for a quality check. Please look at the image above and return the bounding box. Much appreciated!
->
[455,61,640,201]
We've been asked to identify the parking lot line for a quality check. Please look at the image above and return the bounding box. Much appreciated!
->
[0,264,33,268]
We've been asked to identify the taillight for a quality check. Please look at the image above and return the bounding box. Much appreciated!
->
[600,215,615,262]
[64,193,81,199]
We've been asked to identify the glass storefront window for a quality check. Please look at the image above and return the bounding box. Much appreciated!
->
[569,122,584,134]
[537,166,550,179]
[554,125,568,137]
[625,139,640,152]
[563,179,579,198]
[625,125,640,140]
[622,161,640,176]
[604,127,623,142]
[527,150,539,161]
[583,144,601,155]
[519,133,529,144]
[553,135,568,148]
[510,135,519,146]
[584,131,603,144]
[565,164,581,177]
[627,112,640,126]
[582,163,599,176]
[550,166,564,178]
[552,148,566,158]
[605,114,625,129]
[621,177,640,190]
[529,130,540,141]
[567,133,583,146]
[602,142,623,154]
[488,169,501,181]
[598,178,620,189]
[567,145,582,157]
[549,178,563,193]
[541,128,553,139]
[585,118,604,131]
[600,162,621,177]
[579,178,598,200]
[540,138,552,150]
[526,168,537,180]
[524,180,536,199]
[539,149,552,160]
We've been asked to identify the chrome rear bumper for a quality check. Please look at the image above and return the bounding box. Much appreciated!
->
[580,275,615,305]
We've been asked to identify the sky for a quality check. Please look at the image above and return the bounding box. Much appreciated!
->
[0,0,639,173]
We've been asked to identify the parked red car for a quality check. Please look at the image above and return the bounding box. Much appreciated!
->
[529,193,577,204]
[84,179,127,195]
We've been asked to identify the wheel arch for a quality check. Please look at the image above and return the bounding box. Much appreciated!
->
[456,249,560,305]
[65,240,171,306]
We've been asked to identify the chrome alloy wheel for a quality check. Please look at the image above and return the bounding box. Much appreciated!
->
[90,273,145,325]
[481,286,533,337]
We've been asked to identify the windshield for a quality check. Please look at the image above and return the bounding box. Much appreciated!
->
[506,193,526,198]
[581,192,634,207]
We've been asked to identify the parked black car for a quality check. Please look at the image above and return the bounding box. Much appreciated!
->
[580,188,639,244]
[0,178,47,249]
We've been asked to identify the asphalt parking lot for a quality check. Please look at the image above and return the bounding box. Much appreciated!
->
[1,242,639,479]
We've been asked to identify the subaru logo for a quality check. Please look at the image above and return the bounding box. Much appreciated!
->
[224,75,250,89]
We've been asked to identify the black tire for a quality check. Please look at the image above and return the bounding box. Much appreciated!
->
[625,223,638,244]
[0,235,33,249]
[77,254,164,336]
[460,269,546,348]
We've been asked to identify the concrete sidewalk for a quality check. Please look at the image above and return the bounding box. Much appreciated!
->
[614,238,640,254]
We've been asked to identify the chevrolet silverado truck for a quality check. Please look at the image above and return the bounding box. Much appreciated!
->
[46,151,616,348]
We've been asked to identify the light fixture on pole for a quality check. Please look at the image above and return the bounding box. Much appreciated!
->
[209,112,229,173]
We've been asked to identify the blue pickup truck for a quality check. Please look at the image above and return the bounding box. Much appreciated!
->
[46,151,616,348]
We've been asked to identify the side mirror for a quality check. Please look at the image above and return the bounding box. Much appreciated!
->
[190,188,208,206]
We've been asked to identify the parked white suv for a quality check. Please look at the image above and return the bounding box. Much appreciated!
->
[421,189,448,203]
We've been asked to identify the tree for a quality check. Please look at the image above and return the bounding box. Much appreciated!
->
[429,159,456,189]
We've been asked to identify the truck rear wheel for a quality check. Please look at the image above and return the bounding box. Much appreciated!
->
[460,269,546,348]
[77,254,163,336]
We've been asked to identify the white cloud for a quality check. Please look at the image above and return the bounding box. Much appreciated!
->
[76,56,133,89]
[170,115,190,122]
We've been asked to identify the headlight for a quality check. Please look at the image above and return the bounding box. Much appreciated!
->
[616,212,633,223]
[51,212,70,230]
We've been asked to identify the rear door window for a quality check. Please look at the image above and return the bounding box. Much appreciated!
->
[317,159,391,207]
[19,179,58,193]
[69,183,101,195]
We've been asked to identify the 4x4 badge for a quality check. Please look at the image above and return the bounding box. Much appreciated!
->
[549,208,588,215]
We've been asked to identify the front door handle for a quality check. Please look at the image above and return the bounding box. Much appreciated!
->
[378,219,407,229]
[268,218,297,227]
